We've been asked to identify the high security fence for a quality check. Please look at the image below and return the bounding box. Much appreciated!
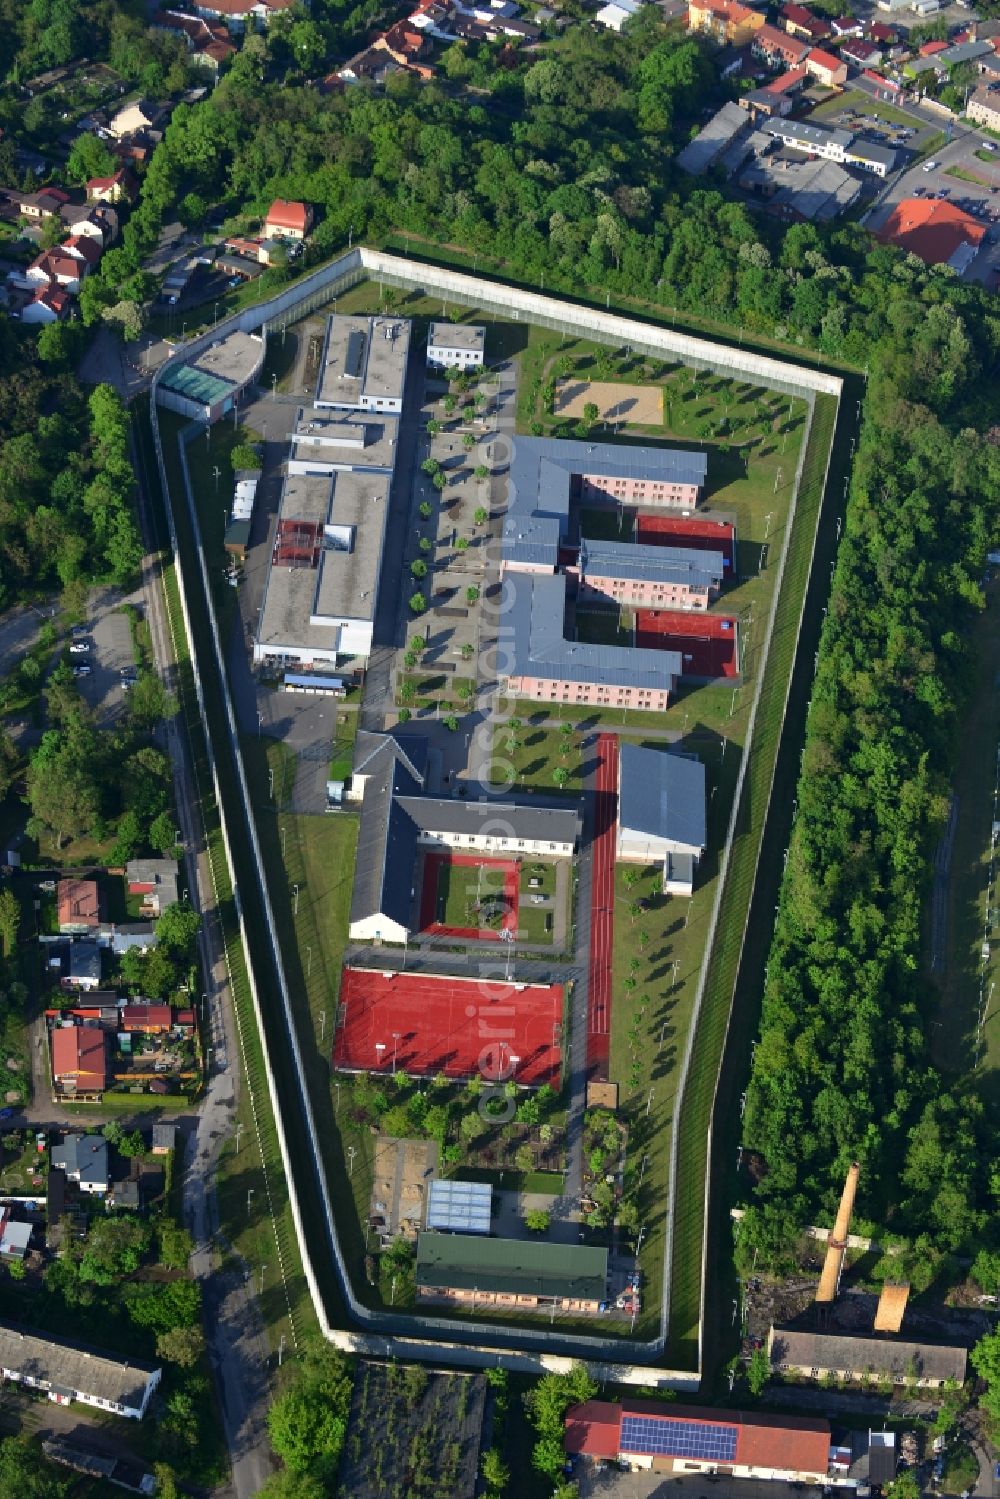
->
[149,251,840,1384]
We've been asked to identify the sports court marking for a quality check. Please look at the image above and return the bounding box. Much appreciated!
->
[334,967,562,1087]
[417,852,519,941]
[635,610,739,679]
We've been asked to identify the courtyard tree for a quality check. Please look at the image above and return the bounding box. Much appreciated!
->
[410,559,428,579]
[474,505,489,525]
[420,457,440,476]
[418,501,433,520]
[426,419,442,436]
[466,586,480,604]
[525,1209,550,1232]
[463,432,476,450]
[409,593,427,614]
[552,767,569,789]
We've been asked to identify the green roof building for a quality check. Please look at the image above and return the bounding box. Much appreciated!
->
[416,1232,608,1311]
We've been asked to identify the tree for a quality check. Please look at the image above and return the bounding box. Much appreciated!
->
[156,1324,206,1369]
[443,714,459,731]
[474,505,489,524]
[156,901,200,955]
[525,1208,550,1232]
[409,593,427,614]
[158,1221,194,1270]
[454,536,469,552]
[66,133,116,186]
[119,1128,146,1158]
[0,890,20,959]
[267,1347,353,1478]
[0,1437,66,1499]
[419,501,433,520]
[747,1346,770,1395]
[230,442,259,471]
[463,432,476,450]
[421,458,440,476]
[149,810,179,855]
[552,767,570,788]
[103,300,144,343]
[884,1473,921,1499]
[466,586,480,604]
[27,733,100,848]
[973,1327,1000,1426]
[410,559,428,579]
[426,419,442,436]
[481,1449,509,1493]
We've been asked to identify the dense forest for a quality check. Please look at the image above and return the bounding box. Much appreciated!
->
[2,1,999,1278]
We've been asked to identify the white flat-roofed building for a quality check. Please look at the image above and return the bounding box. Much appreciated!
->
[315,314,411,414]
[287,408,399,476]
[426,321,485,370]
[426,1178,493,1234]
[253,469,389,668]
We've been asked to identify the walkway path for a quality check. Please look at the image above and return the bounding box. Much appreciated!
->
[586,734,618,1080]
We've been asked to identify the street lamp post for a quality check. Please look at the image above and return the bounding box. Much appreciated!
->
[259,1264,267,1296]
[293,882,300,917]
[247,1187,254,1216]
[392,1031,401,1075]
[347,1146,356,1177]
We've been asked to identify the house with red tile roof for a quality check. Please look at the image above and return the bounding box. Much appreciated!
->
[919,38,949,55]
[86,168,137,204]
[264,199,313,240]
[877,197,986,272]
[765,62,809,93]
[688,0,764,46]
[805,46,848,85]
[564,1401,832,1481]
[61,234,102,272]
[26,249,84,293]
[57,879,101,932]
[21,283,70,324]
[781,3,831,42]
[843,37,883,67]
[753,23,810,68]
[51,1026,107,1095]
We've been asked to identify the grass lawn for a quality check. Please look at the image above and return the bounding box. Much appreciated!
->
[517,859,559,945]
[932,572,1000,1113]
[575,609,633,647]
[808,89,926,130]
[490,724,585,795]
[945,164,992,187]
[436,859,509,928]
[580,505,635,542]
[608,728,743,1340]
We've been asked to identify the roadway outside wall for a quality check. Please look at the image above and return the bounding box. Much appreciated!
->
[151,258,844,1382]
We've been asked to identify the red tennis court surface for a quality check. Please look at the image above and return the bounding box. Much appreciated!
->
[636,513,735,569]
[586,734,618,1080]
[418,853,519,941]
[635,610,739,679]
[334,967,563,1086]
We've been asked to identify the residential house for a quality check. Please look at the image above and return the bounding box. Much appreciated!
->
[190,0,295,33]
[56,879,100,934]
[120,1004,173,1035]
[376,20,432,64]
[107,99,168,141]
[617,743,707,895]
[842,38,883,68]
[805,47,848,86]
[126,858,179,917]
[51,1132,110,1192]
[768,1327,968,1388]
[596,0,643,28]
[0,1323,160,1419]
[62,204,119,247]
[968,84,1000,131]
[61,235,102,274]
[830,15,864,36]
[781,3,830,42]
[51,1029,107,1095]
[876,197,986,271]
[688,0,764,47]
[753,24,811,70]
[151,1124,177,1155]
[196,37,238,71]
[63,942,102,991]
[9,187,70,221]
[565,1402,832,1482]
[0,1215,32,1262]
[26,250,83,294]
[85,169,137,204]
[868,21,898,44]
[263,199,313,241]
[110,923,157,955]
[20,284,70,324]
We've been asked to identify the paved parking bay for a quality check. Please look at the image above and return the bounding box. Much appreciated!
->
[74,587,139,726]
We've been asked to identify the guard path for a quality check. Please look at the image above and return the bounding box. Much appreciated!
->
[587,734,618,1080]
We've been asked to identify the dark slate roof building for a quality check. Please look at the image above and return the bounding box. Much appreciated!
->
[416,1232,608,1307]
[768,1326,968,1387]
[617,743,707,895]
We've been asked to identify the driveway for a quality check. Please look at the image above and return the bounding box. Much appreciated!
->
[73,585,140,726]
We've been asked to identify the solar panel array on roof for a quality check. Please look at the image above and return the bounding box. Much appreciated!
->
[620,1414,738,1462]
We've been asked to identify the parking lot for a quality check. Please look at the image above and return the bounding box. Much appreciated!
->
[73,586,140,726]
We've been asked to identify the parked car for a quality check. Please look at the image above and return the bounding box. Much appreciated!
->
[923,159,940,172]
[70,624,88,638]
[72,664,91,678]
[69,641,90,654]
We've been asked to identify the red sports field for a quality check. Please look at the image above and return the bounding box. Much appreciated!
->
[417,853,519,941]
[635,610,739,679]
[586,733,618,1079]
[636,513,736,569]
[334,967,563,1086]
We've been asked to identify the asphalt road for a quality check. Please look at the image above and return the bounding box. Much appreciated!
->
[130,423,275,1499]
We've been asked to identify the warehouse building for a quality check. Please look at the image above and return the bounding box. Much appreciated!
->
[416,1233,608,1312]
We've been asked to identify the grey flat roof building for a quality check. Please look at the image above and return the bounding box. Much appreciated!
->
[428,322,485,355]
[349,732,428,938]
[396,795,581,846]
[505,572,682,691]
[619,743,706,852]
[848,139,896,171]
[764,118,852,152]
[769,1327,968,1386]
[315,314,411,411]
[290,408,399,472]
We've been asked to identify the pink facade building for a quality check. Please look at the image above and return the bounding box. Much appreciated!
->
[579,471,703,512]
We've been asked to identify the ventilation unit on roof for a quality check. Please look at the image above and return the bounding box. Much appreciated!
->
[324,524,355,552]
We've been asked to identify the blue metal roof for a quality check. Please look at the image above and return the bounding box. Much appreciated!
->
[618,743,706,851]
[505,572,681,689]
[581,538,724,590]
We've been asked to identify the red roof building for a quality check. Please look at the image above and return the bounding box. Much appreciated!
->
[919,38,949,55]
[565,1401,831,1480]
[264,198,313,240]
[781,3,830,41]
[805,45,848,85]
[62,234,102,270]
[86,168,137,204]
[765,63,809,92]
[57,878,100,931]
[753,23,810,67]
[877,197,986,269]
[120,1004,173,1034]
[868,21,897,43]
[51,1026,107,1092]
